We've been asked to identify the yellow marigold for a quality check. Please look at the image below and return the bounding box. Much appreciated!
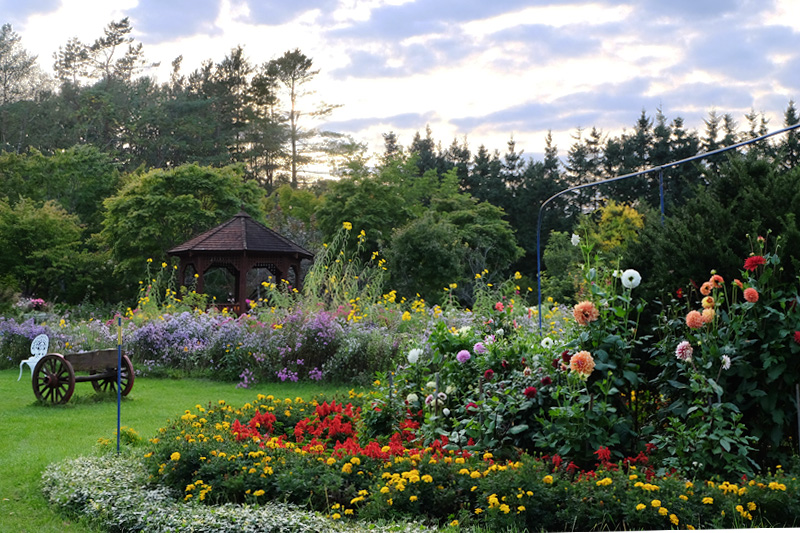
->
[659,507,668,516]
[410,495,418,502]
[341,463,353,474]
[686,310,704,329]
[768,481,787,491]
[636,503,646,511]
[253,489,265,497]
[342,221,352,231]
[421,475,433,483]
[651,499,661,508]
[747,501,756,511]
[569,351,595,378]
[687,525,695,530]
[679,494,688,501]
[573,301,600,326]
[380,486,390,494]
[326,457,336,466]
[500,504,511,514]
[702,497,714,505]
[543,475,554,484]
[596,477,613,486]
[670,513,679,525]
[170,452,181,461]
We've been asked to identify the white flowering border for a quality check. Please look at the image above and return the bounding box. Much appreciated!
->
[42,454,435,533]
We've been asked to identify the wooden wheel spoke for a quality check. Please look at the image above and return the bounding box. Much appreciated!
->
[33,355,74,404]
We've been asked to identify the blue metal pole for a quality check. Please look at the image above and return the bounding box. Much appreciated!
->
[659,167,665,225]
[117,316,122,454]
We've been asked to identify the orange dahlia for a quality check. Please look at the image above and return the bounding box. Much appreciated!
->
[686,310,704,329]
[702,308,715,323]
[709,274,724,289]
[700,282,713,296]
[573,301,600,326]
[569,351,595,378]
[744,287,759,303]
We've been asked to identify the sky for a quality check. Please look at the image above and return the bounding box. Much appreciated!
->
[2,0,799,162]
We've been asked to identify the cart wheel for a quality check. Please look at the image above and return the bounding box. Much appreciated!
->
[91,354,135,396]
[33,354,75,404]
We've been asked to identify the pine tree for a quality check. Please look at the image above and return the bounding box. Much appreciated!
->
[780,100,799,170]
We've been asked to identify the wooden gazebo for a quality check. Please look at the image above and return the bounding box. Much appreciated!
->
[167,211,313,315]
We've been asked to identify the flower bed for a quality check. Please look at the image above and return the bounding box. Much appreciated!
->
[41,454,434,533]
[45,393,800,531]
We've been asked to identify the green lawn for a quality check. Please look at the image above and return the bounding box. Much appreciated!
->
[0,368,354,533]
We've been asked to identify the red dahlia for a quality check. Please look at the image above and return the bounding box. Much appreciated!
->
[743,255,766,271]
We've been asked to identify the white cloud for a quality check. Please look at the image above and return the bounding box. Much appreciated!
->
[5,0,798,162]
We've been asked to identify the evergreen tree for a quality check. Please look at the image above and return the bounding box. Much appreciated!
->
[779,100,799,170]
[409,125,442,175]
[267,49,339,187]
[443,136,470,188]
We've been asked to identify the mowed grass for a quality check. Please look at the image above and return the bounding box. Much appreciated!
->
[0,368,355,533]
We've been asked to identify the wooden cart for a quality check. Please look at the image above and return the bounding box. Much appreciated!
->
[32,349,135,404]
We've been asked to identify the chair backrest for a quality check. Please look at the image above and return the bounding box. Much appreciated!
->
[31,334,49,357]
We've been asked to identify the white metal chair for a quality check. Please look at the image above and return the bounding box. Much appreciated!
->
[18,334,49,381]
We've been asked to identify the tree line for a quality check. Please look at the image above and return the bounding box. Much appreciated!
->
[1,18,799,310]
[0,19,348,189]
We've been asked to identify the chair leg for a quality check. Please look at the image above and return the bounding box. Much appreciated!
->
[18,361,24,381]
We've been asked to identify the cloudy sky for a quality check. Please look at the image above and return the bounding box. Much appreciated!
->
[3,0,799,161]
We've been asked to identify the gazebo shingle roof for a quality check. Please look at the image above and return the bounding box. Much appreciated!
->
[168,210,313,258]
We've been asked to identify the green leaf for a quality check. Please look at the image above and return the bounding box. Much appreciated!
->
[622,370,639,385]
[509,424,529,435]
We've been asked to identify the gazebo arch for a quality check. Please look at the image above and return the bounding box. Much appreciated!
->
[167,211,313,315]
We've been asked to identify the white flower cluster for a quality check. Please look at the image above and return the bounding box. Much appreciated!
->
[42,454,436,533]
